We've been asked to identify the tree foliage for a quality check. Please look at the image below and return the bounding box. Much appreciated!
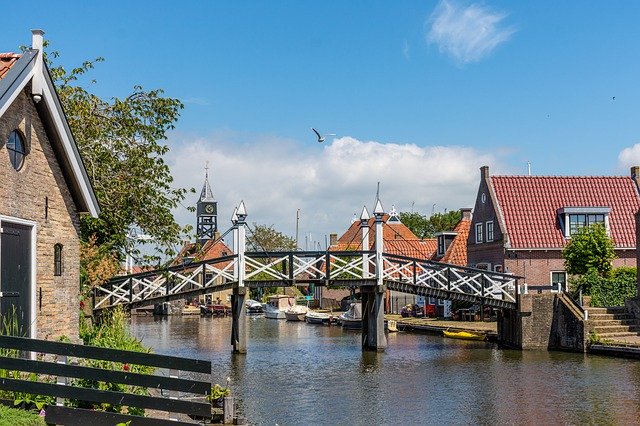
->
[45,48,193,262]
[563,224,616,277]
[399,210,462,239]
[246,224,297,252]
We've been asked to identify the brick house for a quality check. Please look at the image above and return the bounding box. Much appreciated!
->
[0,31,99,340]
[468,166,640,287]
[327,206,437,312]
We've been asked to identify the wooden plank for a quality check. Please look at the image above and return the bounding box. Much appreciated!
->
[0,356,210,394]
[0,335,211,373]
[0,378,211,417]
[45,405,199,426]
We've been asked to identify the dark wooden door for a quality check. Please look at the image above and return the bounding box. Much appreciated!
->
[1,222,31,335]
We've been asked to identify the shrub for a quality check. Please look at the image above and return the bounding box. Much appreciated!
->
[0,404,46,426]
[571,267,636,307]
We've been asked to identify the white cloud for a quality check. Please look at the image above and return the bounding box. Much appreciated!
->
[166,132,501,248]
[426,0,515,65]
[617,143,640,169]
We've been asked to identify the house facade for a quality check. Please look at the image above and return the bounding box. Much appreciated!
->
[468,166,640,287]
[0,31,99,340]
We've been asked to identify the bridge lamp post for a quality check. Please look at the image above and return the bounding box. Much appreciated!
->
[231,201,248,354]
[373,199,384,287]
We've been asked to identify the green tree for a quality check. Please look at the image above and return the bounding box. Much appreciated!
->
[399,210,462,239]
[563,223,616,277]
[246,224,297,252]
[399,212,433,239]
[46,49,193,263]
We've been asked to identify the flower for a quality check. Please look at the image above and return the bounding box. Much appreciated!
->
[39,409,46,417]
[123,363,130,371]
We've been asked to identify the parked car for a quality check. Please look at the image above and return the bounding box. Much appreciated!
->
[400,304,424,318]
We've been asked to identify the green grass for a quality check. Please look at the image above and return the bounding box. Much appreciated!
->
[0,405,46,426]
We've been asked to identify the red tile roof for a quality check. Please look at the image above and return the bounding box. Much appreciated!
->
[440,217,470,266]
[331,215,437,259]
[0,53,20,80]
[491,176,640,249]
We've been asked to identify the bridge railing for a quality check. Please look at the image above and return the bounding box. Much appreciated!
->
[381,253,518,303]
[244,250,375,283]
[94,255,238,310]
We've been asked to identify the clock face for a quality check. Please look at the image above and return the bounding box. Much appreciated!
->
[205,204,214,214]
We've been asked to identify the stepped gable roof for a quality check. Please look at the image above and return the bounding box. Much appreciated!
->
[0,53,20,79]
[439,217,470,266]
[491,175,640,249]
[332,214,437,259]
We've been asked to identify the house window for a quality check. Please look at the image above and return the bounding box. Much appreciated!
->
[551,271,567,290]
[559,207,609,237]
[437,235,445,256]
[475,223,483,243]
[54,244,63,276]
[7,130,27,170]
[486,221,494,242]
[568,214,605,235]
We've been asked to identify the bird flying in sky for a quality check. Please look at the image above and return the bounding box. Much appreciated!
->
[311,128,336,143]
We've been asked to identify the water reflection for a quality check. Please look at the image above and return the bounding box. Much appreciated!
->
[131,316,640,425]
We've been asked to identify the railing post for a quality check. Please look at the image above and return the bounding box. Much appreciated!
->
[360,206,370,280]
[325,251,331,281]
[413,260,416,286]
[169,368,178,421]
[56,355,66,407]
[289,253,294,281]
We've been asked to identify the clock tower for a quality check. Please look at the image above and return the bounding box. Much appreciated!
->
[196,163,218,245]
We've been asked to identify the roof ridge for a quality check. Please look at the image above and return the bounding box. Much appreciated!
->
[492,175,630,179]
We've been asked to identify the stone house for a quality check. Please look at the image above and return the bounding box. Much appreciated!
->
[468,165,640,287]
[0,31,99,340]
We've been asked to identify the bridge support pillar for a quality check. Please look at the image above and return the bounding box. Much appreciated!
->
[231,286,247,354]
[362,285,387,351]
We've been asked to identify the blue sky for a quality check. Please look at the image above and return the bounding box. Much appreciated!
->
[4,1,640,246]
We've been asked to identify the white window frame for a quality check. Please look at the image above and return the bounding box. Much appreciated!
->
[475,223,483,243]
[486,221,494,242]
[437,235,445,256]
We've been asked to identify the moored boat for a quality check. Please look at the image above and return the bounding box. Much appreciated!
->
[245,299,264,315]
[305,310,334,325]
[284,304,308,321]
[264,295,296,319]
[339,302,362,330]
[442,330,486,341]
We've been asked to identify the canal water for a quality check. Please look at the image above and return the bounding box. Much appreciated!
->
[130,315,640,425]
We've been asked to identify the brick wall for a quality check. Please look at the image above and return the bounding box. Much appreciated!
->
[505,249,636,285]
[0,88,81,340]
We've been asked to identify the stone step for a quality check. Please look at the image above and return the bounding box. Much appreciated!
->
[590,319,640,327]
[587,306,628,314]
[588,313,636,321]
[597,331,640,338]
[592,325,640,334]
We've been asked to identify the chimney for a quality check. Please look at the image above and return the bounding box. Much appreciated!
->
[31,29,44,103]
[631,166,640,190]
[460,208,472,220]
[480,165,490,181]
[329,233,338,247]
[214,230,221,241]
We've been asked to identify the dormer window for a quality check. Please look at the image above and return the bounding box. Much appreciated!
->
[435,231,457,256]
[558,207,610,238]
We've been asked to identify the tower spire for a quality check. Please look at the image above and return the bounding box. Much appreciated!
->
[200,161,215,202]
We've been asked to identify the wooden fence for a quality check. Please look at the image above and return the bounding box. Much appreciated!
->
[0,335,212,425]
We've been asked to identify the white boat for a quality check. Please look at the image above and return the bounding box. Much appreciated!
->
[264,295,296,319]
[339,302,362,330]
[305,310,334,325]
[284,304,308,321]
[245,299,264,315]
